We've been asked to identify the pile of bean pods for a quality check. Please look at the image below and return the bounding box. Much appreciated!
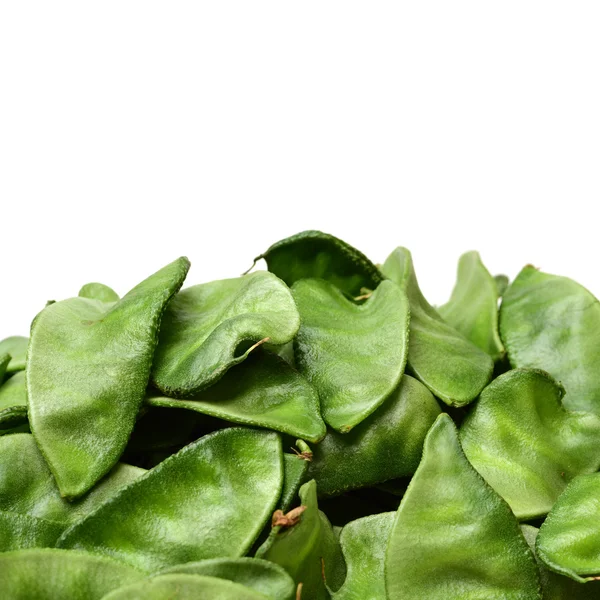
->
[1,230,599,599]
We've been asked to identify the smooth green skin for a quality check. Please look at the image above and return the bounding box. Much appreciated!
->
[385,414,541,600]
[27,257,190,499]
[500,266,600,413]
[58,428,283,573]
[292,279,409,433]
[250,453,309,556]
[102,574,271,600]
[148,350,326,443]
[536,473,600,582]
[382,248,493,407]
[0,433,144,525]
[281,453,309,512]
[0,371,28,431]
[257,480,346,600]
[309,375,441,496]
[0,549,143,599]
[0,336,28,373]
[79,282,120,303]
[439,251,505,360]
[331,512,394,600]
[158,558,296,600]
[522,525,600,599]
[254,229,384,297]
[460,369,600,520]
[0,510,63,551]
[152,271,300,397]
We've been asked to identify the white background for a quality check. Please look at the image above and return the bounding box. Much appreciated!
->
[1,3,599,339]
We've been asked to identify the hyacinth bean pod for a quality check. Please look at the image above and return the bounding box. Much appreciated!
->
[500,266,600,413]
[439,251,505,360]
[536,473,600,582]
[27,257,190,499]
[58,428,283,572]
[308,375,440,496]
[0,336,28,374]
[382,247,494,407]
[521,525,600,599]
[253,229,384,297]
[292,278,409,432]
[152,271,300,397]
[257,479,346,600]
[78,282,120,303]
[157,557,296,600]
[148,349,326,442]
[385,414,541,599]
[0,433,144,526]
[460,369,600,519]
[331,512,394,600]
[0,371,28,432]
[0,234,599,599]
[0,549,144,599]
[0,511,63,552]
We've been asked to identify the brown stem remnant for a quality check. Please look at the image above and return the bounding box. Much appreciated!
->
[271,505,307,528]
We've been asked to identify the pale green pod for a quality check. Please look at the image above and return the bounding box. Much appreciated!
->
[522,525,600,599]
[102,574,272,599]
[382,248,493,407]
[257,479,346,600]
[253,230,384,297]
[0,352,9,381]
[58,428,283,573]
[0,549,144,599]
[460,369,600,519]
[308,375,440,496]
[147,350,325,443]
[537,473,600,582]
[0,510,63,552]
[0,336,28,373]
[27,257,190,499]
[280,453,310,512]
[0,433,144,525]
[331,512,394,600]
[385,414,541,599]
[158,558,296,600]
[439,251,504,360]
[152,271,300,396]
[292,278,409,432]
[500,266,600,413]
[495,274,509,296]
[78,282,120,303]
[0,371,28,432]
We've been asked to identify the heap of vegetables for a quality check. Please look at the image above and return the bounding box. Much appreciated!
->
[1,230,599,599]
